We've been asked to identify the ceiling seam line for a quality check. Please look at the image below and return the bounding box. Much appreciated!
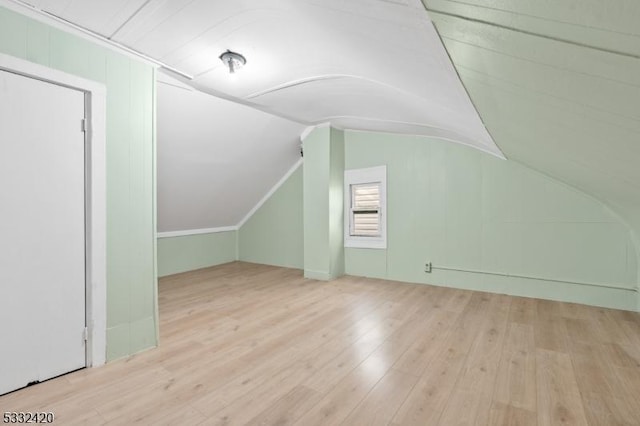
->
[426,8,640,60]
[430,0,634,36]
[108,0,155,40]
[439,35,640,89]
[456,66,640,131]
[5,0,194,79]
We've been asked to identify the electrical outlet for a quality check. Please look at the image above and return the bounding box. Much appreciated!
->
[425,262,432,273]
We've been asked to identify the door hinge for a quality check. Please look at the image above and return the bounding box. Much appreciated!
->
[81,118,87,133]
[82,327,88,342]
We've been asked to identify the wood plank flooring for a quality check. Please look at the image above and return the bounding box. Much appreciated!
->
[1,261,640,425]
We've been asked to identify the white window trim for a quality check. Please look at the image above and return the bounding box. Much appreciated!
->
[344,165,387,249]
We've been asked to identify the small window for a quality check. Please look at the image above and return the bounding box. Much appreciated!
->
[351,183,381,237]
[344,166,386,249]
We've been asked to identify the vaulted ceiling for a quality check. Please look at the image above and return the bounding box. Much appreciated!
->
[14,0,502,232]
[22,0,499,158]
[9,0,640,244]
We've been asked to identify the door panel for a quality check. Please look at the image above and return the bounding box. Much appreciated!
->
[0,69,86,395]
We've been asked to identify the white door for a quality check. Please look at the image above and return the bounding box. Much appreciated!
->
[0,69,86,395]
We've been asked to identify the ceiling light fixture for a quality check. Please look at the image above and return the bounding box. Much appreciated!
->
[219,50,246,74]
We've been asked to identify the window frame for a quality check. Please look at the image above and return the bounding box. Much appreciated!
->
[344,165,387,249]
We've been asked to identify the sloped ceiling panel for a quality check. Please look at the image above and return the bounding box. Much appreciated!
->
[421,0,640,241]
[20,0,502,157]
[156,74,305,232]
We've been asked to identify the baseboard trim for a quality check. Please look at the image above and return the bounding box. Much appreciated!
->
[348,269,639,312]
[157,226,238,238]
[304,270,333,281]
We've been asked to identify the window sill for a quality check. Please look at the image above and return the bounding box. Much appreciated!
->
[344,237,387,249]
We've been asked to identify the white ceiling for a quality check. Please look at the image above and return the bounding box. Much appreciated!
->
[19,0,503,231]
[156,74,305,231]
[24,0,499,153]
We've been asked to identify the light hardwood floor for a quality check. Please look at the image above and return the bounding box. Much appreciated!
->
[1,262,640,425]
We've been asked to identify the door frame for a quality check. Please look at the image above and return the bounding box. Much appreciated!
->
[0,53,107,367]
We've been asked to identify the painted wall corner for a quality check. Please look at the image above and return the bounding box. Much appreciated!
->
[157,231,238,277]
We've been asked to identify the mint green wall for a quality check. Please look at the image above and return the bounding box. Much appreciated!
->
[329,128,345,278]
[345,131,638,311]
[158,231,237,277]
[239,166,304,269]
[232,126,638,310]
[302,127,345,280]
[420,0,640,310]
[0,6,158,360]
[303,127,331,279]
